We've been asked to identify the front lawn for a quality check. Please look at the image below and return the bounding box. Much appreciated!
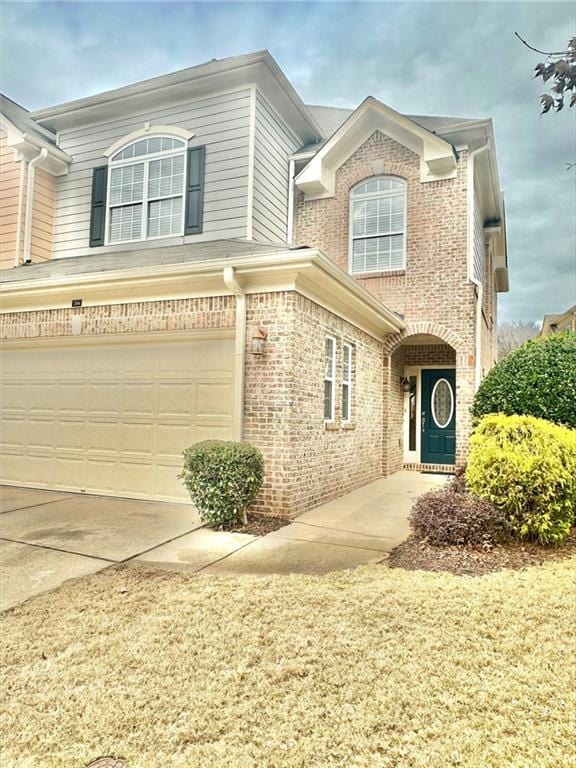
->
[2,560,574,768]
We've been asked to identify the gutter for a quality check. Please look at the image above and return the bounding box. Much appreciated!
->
[467,138,491,390]
[223,266,246,443]
[13,159,26,267]
[22,148,47,265]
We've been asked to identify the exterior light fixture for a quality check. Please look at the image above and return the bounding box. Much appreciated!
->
[250,327,268,356]
[400,377,411,393]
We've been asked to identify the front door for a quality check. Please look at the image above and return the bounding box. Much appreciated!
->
[421,369,456,465]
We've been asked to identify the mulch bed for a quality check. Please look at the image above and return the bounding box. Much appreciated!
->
[229,514,289,537]
[388,529,576,576]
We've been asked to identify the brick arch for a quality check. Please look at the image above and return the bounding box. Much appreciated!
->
[346,166,409,190]
[382,321,466,355]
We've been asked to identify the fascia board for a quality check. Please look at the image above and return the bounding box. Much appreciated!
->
[0,248,404,337]
[296,97,456,197]
[31,52,322,144]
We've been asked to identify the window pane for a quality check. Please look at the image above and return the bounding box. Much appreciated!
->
[109,204,142,243]
[147,196,183,238]
[109,164,144,205]
[342,384,350,421]
[148,155,185,199]
[324,380,333,420]
[324,338,334,378]
[343,345,351,381]
[352,234,404,273]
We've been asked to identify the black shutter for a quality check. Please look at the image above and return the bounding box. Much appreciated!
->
[184,146,205,235]
[89,165,108,247]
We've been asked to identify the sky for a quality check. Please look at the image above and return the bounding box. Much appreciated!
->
[1,0,575,323]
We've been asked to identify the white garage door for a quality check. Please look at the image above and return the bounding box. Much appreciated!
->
[0,335,235,502]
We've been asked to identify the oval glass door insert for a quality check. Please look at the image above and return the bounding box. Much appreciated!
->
[431,378,454,429]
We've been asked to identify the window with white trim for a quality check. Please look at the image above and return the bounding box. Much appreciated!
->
[324,336,336,421]
[350,177,406,273]
[107,136,186,244]
[341,342,353,422]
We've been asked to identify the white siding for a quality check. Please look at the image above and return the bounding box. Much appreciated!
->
[251,90,300,244]
[53,89,252,257]
[473,190,486,285]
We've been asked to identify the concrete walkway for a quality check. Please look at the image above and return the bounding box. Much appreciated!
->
[1,471,447,610]
[139,471,449,575]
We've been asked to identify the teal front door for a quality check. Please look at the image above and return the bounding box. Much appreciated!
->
[421,369,456,465]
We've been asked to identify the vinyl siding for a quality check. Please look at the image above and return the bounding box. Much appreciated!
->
[252,90,300,244]
[0,131,21,269]
[472,188,485,285]
[0,130,54,268]
[52,89,252,257]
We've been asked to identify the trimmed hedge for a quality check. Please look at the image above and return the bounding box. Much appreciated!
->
[181,440,264,528]
[410,487,505,546]
[472,331,576,429]
[466,414,576,545]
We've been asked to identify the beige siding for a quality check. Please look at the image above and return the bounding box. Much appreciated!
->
[252,90,300,243]
[0,131,21,269]
[0,131,54,268]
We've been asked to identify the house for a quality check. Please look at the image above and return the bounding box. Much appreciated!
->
[540,305,576,336]
[0,51,509,517]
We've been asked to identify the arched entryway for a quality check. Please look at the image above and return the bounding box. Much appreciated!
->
[382,323,474,474]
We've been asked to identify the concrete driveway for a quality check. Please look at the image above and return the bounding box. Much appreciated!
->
[1,471,447,610]
[0,486,254,611]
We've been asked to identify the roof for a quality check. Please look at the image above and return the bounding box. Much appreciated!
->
[297,104,483,156]
[0,240,292,284]
[540,305,576,335]
[0,93,57,146]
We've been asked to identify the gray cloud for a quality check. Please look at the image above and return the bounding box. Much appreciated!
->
[2,1,574,322]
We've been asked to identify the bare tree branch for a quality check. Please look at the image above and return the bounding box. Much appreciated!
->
[514,32,566,58]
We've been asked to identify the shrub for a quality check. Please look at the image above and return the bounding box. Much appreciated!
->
[472,331,576,429]
[410,487,506,546]
[448,464,468,494]
[180,440,264,528]
[466,414,576,545]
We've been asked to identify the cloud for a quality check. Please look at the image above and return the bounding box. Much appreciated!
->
[2,0,574,322]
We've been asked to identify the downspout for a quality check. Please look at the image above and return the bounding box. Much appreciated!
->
[467,139,491,390]
[22,147,48,264]
[287,159,295,244]
[223,266,246,443]
[14,159,26,267]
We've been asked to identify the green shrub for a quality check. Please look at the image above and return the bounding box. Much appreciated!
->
[180,440,264,528]
[472,331,576,428]
[466,414,576,544]
[410,487,506,546]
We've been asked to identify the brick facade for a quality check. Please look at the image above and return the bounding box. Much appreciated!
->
[295,129,483,474]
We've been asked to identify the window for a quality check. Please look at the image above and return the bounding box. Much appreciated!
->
[324,337,336,421]
[107,136,186,244]
[342,342,353,422]
[349,177,406,274]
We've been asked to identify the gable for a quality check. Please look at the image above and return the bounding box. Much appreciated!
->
[295,97,457,200]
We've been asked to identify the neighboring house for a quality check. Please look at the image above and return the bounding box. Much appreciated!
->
[540,305,576,336]
[0,51,509,517]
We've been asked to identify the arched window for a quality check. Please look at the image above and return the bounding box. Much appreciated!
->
[107,134,187,244]
[349,177,406,274]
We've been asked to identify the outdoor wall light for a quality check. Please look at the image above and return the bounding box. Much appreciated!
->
[400,377,411,393]
[250,327,268,356]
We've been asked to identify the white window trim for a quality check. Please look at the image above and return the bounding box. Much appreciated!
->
[348,176,407,275]
[324,335,336,423]
[341,341,353,423]
[103,124,194,158]
[104,137,188,246]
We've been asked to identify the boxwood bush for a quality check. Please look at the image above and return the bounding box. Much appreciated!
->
[466,414,576,545]
[410,487,505,546]
[472,331,576,428]
[181,440,264,528]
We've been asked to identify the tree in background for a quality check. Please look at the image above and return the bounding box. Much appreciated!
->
[515,34,576,115]
[497,320,539,361]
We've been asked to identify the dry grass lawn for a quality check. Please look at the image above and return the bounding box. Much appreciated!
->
[1,560,575,768]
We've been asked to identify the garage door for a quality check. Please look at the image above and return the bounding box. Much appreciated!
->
[0,335,235,502]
